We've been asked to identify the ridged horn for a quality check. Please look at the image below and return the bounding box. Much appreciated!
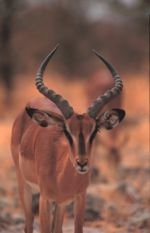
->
[35,44,74,119]
[87,50,123,119]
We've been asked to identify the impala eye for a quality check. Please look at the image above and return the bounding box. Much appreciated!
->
[39,120,48,127]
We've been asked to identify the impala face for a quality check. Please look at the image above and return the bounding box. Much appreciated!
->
[65,114,96,174]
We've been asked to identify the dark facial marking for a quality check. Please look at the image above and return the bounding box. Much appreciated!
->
[77,115,86,155]
[76,114,84,120]
[89,122,99,144]
[63,126,73,147]
[78,131,86,155]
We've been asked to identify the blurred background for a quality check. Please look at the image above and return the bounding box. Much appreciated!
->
[0,0,149,232]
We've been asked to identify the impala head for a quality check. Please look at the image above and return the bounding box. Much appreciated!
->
[26,44,125,175]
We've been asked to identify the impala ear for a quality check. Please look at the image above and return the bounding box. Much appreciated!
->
[25,107,65,128]
[97,108,125,130]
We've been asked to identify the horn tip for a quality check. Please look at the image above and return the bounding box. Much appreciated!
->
[92,49,103,59]
[92,49,97,54]
[55,43,60,50]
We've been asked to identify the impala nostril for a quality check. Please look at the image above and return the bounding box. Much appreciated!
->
[76,160,88,167]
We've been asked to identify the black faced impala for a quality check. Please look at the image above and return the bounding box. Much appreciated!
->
[11,44,125,233]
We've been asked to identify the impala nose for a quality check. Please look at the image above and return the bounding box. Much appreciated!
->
[76,160,88,168]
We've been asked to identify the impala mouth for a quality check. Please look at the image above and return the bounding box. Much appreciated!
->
[76,167,89,174]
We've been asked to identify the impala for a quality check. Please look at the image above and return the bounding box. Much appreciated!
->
[11,44,125,233]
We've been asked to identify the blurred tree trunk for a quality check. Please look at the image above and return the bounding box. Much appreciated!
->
[57,0,77,8]
[0,0,15,106]
[57,0,83,15]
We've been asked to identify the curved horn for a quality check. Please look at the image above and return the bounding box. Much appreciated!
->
[87,50,123,119]
[35,44,74,119]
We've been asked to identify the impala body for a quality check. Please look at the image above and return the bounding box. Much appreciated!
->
[11,45,125,233]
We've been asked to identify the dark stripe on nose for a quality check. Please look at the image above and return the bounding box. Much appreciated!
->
[79,132,86,155]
